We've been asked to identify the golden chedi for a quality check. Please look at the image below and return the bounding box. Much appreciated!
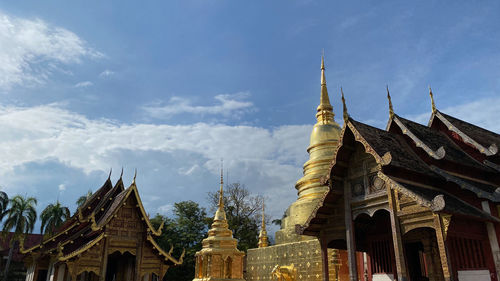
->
[275,55,341,244]
[193,169,245,281]
[257,202,269,248]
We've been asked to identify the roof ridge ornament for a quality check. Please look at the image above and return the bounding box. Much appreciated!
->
[387,85,395,119]
[132,168,137,185]
[108,168,112,180]
[429,86,437,114]
[120,167,124,179]
[341,87,349,122]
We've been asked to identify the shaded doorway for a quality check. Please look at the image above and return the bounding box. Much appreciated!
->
[354,210,395,281]
[105,251,136,281]
[403,227,443,281]
[404,242,428,281]
[36,269,48,281]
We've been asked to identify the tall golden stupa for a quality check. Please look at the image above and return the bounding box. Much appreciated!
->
[275,55,341,243]
[246,56,346,281]
[193,167,245,281]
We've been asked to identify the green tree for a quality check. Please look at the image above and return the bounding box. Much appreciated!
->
[76,190,93,208]
[152,201,209,281]
[40,201,70,235]
[207,182,265,251]
[0,191,8,221]
[1,195,37,281]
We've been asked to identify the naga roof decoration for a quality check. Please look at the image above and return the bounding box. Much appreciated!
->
[21,174,183,267]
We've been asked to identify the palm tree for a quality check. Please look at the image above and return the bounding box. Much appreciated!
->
[40,201,70,235]
[2,195,37,281]
[76,190,93,208]
[0,191,8,221]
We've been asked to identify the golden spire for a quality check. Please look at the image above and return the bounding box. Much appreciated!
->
[316,54,335,124]
[341,87,349,121]
[218,159,224,208]
[387,85,394,119]
[429,86,437,114]
[258,199,269,248]
[214,159,226,222]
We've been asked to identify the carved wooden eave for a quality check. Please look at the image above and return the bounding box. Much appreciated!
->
[392,115,446,160]
[97,183,163,237]
[146,234,185,265]
[430,165,500,202]
[377,172,444,212]
[58,233,105,262]
[347,119,393,166]
[430,110,499,157]
[321,119,391,186]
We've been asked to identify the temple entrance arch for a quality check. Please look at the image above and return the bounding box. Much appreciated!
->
[75,271,99,281]
[354,209,395,281]
[105,251,136,281]
[403,227,443,281]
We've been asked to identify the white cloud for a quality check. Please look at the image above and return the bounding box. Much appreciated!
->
[0,10,102,90]
[178,164,200,176]
[157,204,173,215]
[0,103,311,221]
[143,92,254,118]
[74,81,93,88]
[58,184,66,191]
[99,70,114,78]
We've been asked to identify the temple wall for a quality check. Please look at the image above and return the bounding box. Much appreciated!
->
[246,239,349,281]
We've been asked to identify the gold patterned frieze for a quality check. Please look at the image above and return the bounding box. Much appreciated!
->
[247,239,347,281]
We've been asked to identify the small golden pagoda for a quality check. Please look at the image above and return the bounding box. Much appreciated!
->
[193,168,245,281]
[257,202,268,248]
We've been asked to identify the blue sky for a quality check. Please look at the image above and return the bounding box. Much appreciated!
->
[0,1,499,234]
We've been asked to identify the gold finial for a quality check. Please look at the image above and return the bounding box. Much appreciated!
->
[316,53,334,124]
[120,167,123,179]
[341,87,349,121]
[429,86,437,114]
[387,85,394,119]
[132,168,137,185]
[218,159,224,208]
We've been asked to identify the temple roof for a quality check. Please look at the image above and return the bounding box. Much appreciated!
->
[22,175,183,266]
[430,110,500,169]
[297,111,500,236]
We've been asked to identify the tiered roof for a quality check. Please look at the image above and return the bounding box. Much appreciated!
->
[297,89,500,236]
[22,173,184,266]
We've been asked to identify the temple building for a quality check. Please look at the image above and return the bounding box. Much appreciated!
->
[247,56,347,281]
[193,168,245,281]
[296,89,500,281]
[21,173,184,281]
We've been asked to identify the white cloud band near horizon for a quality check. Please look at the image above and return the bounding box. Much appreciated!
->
[0,101,310,222]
